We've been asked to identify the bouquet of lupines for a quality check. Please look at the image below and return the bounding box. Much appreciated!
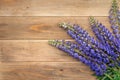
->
[49,0,120,80]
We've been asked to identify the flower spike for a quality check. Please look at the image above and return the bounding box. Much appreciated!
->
[48,0,120,79]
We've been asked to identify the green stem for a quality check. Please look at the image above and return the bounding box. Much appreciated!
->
[104,73,113,80]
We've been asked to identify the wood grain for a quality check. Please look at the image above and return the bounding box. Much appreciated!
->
[0,16,111,40]
[0,40,78,62]
[0,0,119,16]
[0,16,113,79]
[0,0,116,80]
[0,62,96,80]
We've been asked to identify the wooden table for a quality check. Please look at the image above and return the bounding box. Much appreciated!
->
[0,0,118,80]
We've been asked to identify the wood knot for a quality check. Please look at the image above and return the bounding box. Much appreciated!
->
[30,24,49,32]
[60,69,63,71]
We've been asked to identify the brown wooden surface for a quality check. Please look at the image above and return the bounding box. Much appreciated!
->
[0,0,117,80]
[0,17,111,40]
[0,0,120,16]
[0,62,95,80]
[0,40,76,62]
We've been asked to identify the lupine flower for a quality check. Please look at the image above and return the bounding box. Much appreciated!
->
[89,17,120,65]
[59,23,115,64]
[109,0,120,40]
[109,0,120,31]
[48,0,120,80]
[49,40,107,76]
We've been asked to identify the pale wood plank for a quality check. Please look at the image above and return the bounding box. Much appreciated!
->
[0,16,111,40]
[0,0,119,16]
[0,40,79,62]
[0,62,96,80]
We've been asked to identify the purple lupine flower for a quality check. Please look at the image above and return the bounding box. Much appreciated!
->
[59,23,113,64]
[48,40,106,76]
[109,0,119,27]
[60,22,120,67]
[49,41,109,69]
[92,18,120,58]
[48,0,120,79]
[59,23,105,54]
[89,17,120,60]
[95,21,120,53]
[109,0,120,41]
[109,0,119,25]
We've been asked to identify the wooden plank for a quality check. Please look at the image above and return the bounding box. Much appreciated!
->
[0,62,96,80]
[0,16,111,40]
[0,40,80,62]
[0,0,118,16]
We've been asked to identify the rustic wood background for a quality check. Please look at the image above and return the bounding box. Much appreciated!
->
[0,0,119,80]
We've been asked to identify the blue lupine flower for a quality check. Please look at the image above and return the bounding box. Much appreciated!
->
[59,23,113,64]
[49,0,120,79]
[109,0,120,43]
[58,21,120,76]
[49,40,106,76]
[89,17,120,60]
